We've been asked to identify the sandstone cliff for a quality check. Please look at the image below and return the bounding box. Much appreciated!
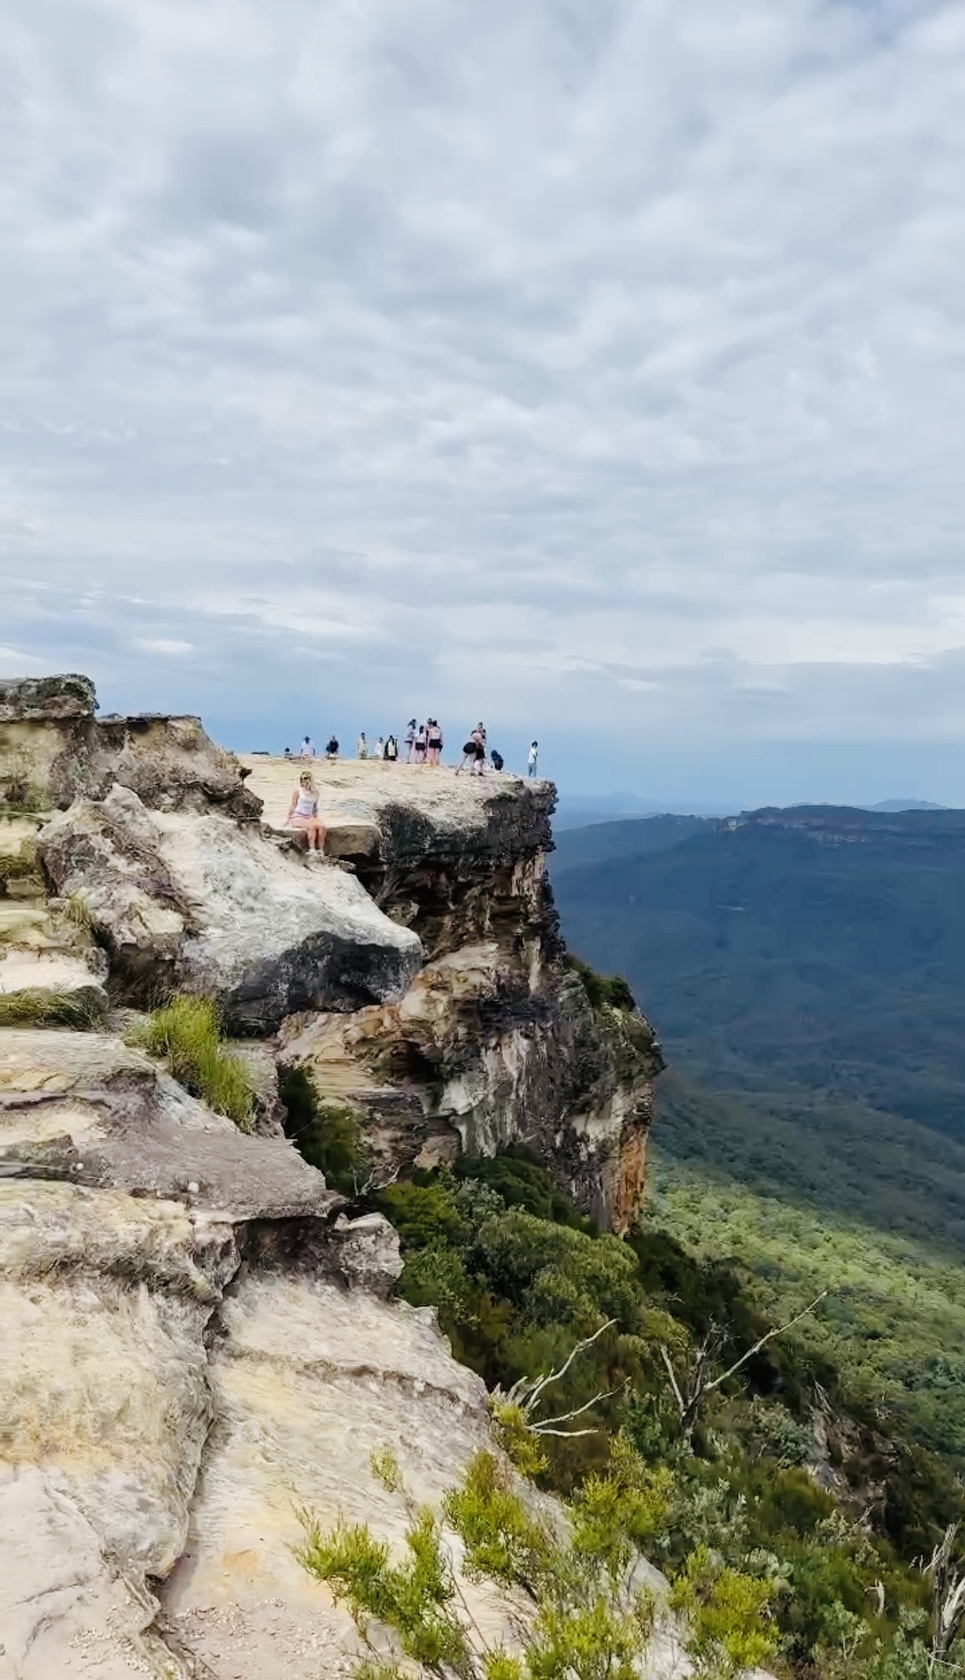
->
[0,674,669,1679]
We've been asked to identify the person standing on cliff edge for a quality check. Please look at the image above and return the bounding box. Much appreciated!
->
[528,742,539,777]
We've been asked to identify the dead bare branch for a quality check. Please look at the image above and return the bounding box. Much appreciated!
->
[659,1292,830,1444]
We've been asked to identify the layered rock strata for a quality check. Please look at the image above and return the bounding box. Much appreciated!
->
[244,756,663,1229]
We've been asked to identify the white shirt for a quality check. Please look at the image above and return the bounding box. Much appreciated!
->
[300,741,316,757]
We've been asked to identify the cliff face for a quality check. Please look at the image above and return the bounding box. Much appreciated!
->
[242,753,663,1231]
[0,674,665,1679]
[0,674,662,1229]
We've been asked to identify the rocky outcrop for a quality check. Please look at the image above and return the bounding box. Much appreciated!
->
[0,680,661,1222]
[0,1147,539,1679]
[0,673,259,818]
[279,945,660,1228]
[37,783,424,1030]
[0,678,671,1676]
[0,1028,343,1218]
[244,757,663,1230]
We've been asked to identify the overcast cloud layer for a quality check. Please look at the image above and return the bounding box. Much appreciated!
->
[3,0,965,803]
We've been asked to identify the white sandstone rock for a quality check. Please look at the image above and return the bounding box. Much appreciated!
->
[37,784,424,1031]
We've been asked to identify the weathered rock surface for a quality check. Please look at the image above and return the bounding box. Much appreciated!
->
[0,1171,531,1679]
[159,1270,512,1679]
[0,811,111,1021]
[0,1028,342,1219]
[37,784,424,1030]
[0,674,258,818]
[0,679,682,1679]
[0,1467,175,1679]
[0,673,96,723]
[279,944,661,1228]
[251,756,664,1228]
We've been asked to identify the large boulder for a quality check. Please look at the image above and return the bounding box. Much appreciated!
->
[37,785,424,1031]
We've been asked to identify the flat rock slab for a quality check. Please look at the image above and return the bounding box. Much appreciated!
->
[0,1028,341,1221]
[241,754,554,865]
[161,1271,519,1680]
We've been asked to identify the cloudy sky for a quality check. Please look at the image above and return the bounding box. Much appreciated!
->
[3,0,965,805]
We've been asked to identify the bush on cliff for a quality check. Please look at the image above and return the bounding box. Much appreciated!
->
[279,1064,372,1195]
[565,953,637,1013]
[375,1155,965,1675]
[129,995,255,1131]
[298,1442,781,1680]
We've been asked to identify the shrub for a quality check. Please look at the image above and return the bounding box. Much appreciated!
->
[453,1146,595,1233]
[298,1506,468,1672]
[299,1445,657,1680]
[129,995,255,1130]
[279,1064,372,1195]
[669,1544,780,1677]
[566,954,637,1013]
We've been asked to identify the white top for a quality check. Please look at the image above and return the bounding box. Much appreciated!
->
[294,787,318,817]
[528,746,538,765]
[300,741,316,756]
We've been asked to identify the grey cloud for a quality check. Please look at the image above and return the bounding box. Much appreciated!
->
[2,0,965,801]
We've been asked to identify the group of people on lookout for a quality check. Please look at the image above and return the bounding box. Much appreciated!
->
[283,721,540,848]
[286,724,539,778]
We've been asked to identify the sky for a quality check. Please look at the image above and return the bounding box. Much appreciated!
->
[3,0,965,808]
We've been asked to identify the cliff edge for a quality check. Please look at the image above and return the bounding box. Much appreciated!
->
[0,674,667,1679]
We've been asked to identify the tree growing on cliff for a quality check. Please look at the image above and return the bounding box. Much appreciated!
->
[657,1290,829,1448]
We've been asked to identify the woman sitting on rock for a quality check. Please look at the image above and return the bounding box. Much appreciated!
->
[286,770,327,851]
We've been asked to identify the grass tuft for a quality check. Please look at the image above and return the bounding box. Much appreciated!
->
[64,890,93,932]
[129,994,256,1131]
[0,986,108,1030]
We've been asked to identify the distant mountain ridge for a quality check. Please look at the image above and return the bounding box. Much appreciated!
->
[870,797,948,812]
[553,801,965,873]
[553,800,965,1139]
[551,797,965,1464]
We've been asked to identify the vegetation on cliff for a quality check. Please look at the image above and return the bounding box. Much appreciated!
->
[300,1439,779,1679]
[129,995,256,1129]
[0,986,107,1029]
[360,1152,965,1678]
[553,811,965,1466]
